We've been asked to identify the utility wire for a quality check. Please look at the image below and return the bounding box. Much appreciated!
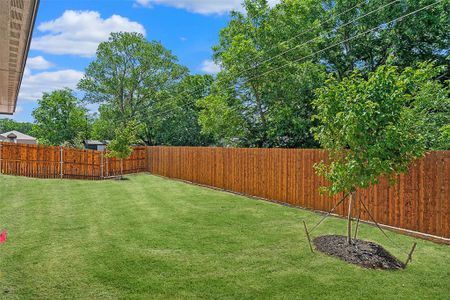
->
[147,0,392,116]
[149,0,442,120]
[243,0,440,87]
[150,0,443,144]
[238,0,401,76]
[251,0,368,60]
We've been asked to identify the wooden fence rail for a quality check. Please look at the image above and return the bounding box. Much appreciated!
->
[0,142,147,179]
[147,147,450,240]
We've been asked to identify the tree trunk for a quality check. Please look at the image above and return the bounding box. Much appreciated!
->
[121,159,124,179]
[347,192,354,244]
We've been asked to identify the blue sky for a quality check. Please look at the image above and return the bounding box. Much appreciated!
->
[11,0,268,122]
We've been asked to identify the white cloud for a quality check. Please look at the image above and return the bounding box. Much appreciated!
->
[18,69,84,102]
[26,56,53,70]
[134,0,280,15]
[200,59,221,74]
[31,10,146,57]
[135,0,152,7]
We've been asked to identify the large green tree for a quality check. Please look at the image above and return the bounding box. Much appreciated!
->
[199,0,449,147]
[312,61,448,243]
[32,89,90,146]
[78,32,188,144]
[199,0,325,147]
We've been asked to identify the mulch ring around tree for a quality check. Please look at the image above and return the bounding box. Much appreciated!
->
[313,235,405,270]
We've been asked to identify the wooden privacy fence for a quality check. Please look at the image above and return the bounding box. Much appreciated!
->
[1,143,449,242]
[0,142,147,179]
[147,147,450,240]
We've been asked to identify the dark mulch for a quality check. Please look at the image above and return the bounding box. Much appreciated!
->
[313,235,405,270]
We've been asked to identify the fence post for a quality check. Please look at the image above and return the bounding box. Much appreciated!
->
[0,142,2,175]
[100,151,104,179]
[60,146,63,179]
[146,146,151,173]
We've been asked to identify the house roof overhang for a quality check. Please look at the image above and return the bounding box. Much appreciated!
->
[0,0,39,115]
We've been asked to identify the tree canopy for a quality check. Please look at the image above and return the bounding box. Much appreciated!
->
[311,60,447,243]
[312,61,446,196]
[78,32,188,144]
[31,89,90,146]
[107,120,141,160]
[148,74,216,146]
[197,0,449,148]
[0,118,33,135]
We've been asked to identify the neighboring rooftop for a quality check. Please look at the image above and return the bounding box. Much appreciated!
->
[0,0,40,115]
[0,130,36,141]
[83,140,108,146]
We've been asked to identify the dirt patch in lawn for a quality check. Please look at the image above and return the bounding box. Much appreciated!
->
[313,235,405,270]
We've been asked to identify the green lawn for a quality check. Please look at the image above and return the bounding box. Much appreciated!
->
[0,174,449,299]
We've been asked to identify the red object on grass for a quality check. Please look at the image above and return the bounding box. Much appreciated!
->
[0,230,7,243]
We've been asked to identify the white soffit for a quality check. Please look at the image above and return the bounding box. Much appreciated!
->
[0,0,39,114]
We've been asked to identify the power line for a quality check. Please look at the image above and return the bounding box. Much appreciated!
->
[159,0,442,145]
[148,0,402,117]
[258,0,368,58]
[244,0,442,83]
[238,0,401,76]
[149,0,442,120]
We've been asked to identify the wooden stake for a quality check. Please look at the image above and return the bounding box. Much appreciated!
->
[309,193,349,234]
[303,221,314,253]
[347,192,354,244]
[354,209,361,240]
[354,217,361,240]
[404,242,417,267]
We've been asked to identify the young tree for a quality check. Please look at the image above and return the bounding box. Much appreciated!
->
[78,32,188,144]
[107,120,141,178]
[312,61,448,244]
[32,89,90,146]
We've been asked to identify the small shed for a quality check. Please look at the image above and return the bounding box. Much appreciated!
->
[0,130,37,144]
[83,140,108,151]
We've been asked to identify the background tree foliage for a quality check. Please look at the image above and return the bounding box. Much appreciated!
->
[320,0,449,78]
[78,32,188,145]
[0,118,33,135]
[25,0,448,150]
[31,89,90,146]
[198,0,449,148]
[148,74,215,146]
[199,0,325,147]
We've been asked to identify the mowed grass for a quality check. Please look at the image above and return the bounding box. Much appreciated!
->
[0,174,449,299]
